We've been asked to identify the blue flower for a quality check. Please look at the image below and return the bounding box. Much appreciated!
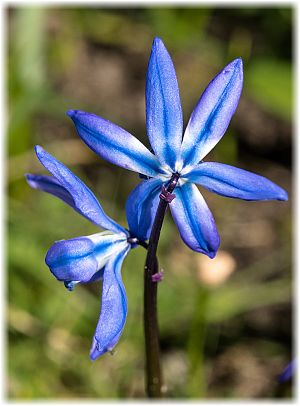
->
[26,146,141,360]
[67,37,288,259]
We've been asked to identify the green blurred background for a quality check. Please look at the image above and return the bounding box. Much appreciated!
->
[7,6,293,399]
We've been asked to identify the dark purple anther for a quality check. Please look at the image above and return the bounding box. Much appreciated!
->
[159,185,176,203]
[152,271,164,283]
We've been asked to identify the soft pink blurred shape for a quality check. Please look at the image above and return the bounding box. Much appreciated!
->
[197,250,236,286]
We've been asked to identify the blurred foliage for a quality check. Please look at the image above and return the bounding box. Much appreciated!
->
[7,6,293,400]
[246,59,292,120]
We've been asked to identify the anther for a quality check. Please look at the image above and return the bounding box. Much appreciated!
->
[159,185,176,203]
[170,177,178,189]
[152,270,164,283]
[64,281,78,291]
[127,236,138,244]
[169,172,180,190]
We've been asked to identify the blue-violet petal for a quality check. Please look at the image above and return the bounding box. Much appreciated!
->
[169,183,220,258]
[90,245,130,360]
[146,37,183,171]
[33,146,125,235]
[180,58,243,168]
[67,110,162,177]
[126,178,162,241]
[279,360,296,383]
[183,162,288,201]
[45,232,128,283]
[26,174,80,210]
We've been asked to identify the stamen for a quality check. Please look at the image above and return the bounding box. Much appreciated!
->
[127,236,148,250]
[169,173,180,190]
[64,280,78,291]
[127,236,139,245]
[152,270,164,283]
[159,172,180,202]
[159,185,176,203]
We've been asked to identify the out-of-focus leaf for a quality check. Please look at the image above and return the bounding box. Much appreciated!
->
[146,8,211,49]
[245,58,292,120]
[206,279,291,323]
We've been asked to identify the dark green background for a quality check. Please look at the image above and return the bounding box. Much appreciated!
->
[7,6,293,399]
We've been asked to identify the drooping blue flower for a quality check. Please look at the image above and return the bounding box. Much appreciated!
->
[26,146,142,360]
[67,37,288,258]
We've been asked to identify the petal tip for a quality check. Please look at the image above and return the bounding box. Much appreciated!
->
[223,57,243,76]
[34,145,52,167]
[207,250,217,259]
[89,338,107,361]
[234,57,243,67]
[151,37,169,57]
[67,109,86,120]
[25,173,35,189]
[267,184,288,201]
[25,173,36,187]
[153,36,163,47]
[234,58,243,78]
[279,189,289,201]
[66,109,77,119]
[34,145,43,156]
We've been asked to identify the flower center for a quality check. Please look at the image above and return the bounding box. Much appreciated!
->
[127,236,148,250]
[159,172,180,203]
[168,172,180,192]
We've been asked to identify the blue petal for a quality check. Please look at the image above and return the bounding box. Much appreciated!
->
[146,37,183,171]
[67,110,162,177]
[279,360,296,383]
[180,58,243,169]
[90,245,130,360]
[169,183,219,258]
[45,232,128,284]
[126,178,162,241]
[26,174,78,209]
[183,162,288,201]
[33,146,125,235]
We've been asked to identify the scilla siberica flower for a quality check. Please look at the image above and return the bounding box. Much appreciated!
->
[26,146,145,360]
[67,37,288,258]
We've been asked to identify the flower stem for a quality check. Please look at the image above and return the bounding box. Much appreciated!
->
[143,173,179,398]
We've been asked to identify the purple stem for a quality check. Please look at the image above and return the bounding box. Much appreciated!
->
[143,173,179,398]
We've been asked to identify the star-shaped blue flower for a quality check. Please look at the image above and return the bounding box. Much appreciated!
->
[26,146,142,360]
[67,37,288,258]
